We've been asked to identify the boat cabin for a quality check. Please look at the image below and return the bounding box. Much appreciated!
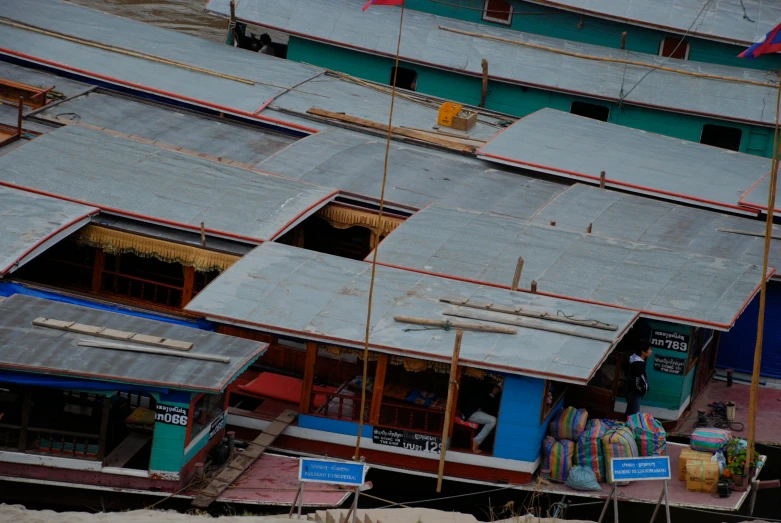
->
[185,242,639,484]
[0,294,266,492]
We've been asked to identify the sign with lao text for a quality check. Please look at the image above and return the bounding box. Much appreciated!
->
[298,458,366,486]
[650,329,689,353]
[155,404,188,426]
[653,355,686,376]
[372,427,442,454]
[208,412,225,439]
[610,456,671,482]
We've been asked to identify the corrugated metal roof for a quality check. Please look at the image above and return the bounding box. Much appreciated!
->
[208,0,779,126]
[0,125,336,243]
[372,203,769,330]
[0,0,499,141]
[523,0,779,46]
[477,108,772,214]
[0,294,266,393]
[534,184,781,270]
[738,171,781,214]
[185,242,639,384]
[0,185,97,276]
[257,127,565,216]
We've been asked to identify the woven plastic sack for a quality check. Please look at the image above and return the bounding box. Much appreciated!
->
[690,427,731,453]
[549,406,589,441]
[542,435,556,471]
[627,413,667,457]
[602,426,638,483]
[548,439,576,483]
[566,465,602,491]
[575,419,610,481]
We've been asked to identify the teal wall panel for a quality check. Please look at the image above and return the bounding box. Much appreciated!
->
[287,35,775,157]
[149,395,191,473]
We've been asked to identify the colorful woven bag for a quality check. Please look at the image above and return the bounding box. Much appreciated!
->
[602,426,639,483]
[690,427,731,453]
[542,435,556,471]
[549,406,589,441]
[627,413,667,457]
[548,439,576,483]
[575,419,609,481]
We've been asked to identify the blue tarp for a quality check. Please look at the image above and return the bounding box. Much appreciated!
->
[718,281,781,379]
[0,281,214,330]
[0,370,169,394]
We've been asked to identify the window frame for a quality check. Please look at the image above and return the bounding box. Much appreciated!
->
[658,37,690,60]
[570,100,610,122]
[700,123,743,151]
[539,380,568,423]
[482,0,513,26]
[185,391,227,445]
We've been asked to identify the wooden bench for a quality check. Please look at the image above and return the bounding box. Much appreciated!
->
[103,432,152,468]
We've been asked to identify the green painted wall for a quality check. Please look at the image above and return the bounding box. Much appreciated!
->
[642,321,695,411]
[403,0,781,71]
[287,36,775,157]
[149,396,191,473]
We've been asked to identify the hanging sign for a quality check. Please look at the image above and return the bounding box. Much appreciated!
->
[372,427,442,453]
[650,329,690,353]
[155,404,188,426]
[208,412,226,439]
[298,458,366,486]
[610,456,671,482]
[653,355,686,376]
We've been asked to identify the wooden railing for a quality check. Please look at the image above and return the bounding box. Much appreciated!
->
[102,270,183,308]
[310,391,369,422]
[29,427,101,459]
[378,401,445,435]
[0,423,20,450]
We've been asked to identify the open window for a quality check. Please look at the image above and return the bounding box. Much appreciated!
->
[482,0,513,25]
[187,392,226,445]
[659,37,690,60]
[700,124,742,151]
[390,66,418,91]
[571,101,610,122]
[540,380,568,422]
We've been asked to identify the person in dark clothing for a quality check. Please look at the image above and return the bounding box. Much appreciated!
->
[460,382,502,454]
[259,33,276,56]
[626,345,652,417]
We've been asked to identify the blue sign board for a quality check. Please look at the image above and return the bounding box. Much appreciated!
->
[610,456,671,482]
[298,458,366,487]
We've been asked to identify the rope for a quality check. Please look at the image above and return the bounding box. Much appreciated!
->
[685,402,745,432]
[377,484,518,508]
[353,1,406,461]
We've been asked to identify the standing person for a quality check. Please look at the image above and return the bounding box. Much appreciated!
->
[626,345,652,417]
[259,33,276,56]
[461,383,502,454]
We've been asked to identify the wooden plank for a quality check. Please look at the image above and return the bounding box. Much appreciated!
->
[443,309,615,342]
[437,329,462,492]
[299,341,318,415]
[192,409,298,508]
[33,318,195,350]
[439,297,618,331]
[102,432,151,468]
[306,107,476,154]
[393,315,517,334]
[369,354,388,425]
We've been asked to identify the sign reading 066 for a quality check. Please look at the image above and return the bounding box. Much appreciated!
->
[155,404,188,426]
[650,329,689,353]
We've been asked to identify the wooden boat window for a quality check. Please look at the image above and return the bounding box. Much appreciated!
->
[188,392,226,444]
[570,101,610,122]
[687,327,714,373]
[482,0,513,25]
[700,124,742,151]
[540,380,568,423]
[390,67,418,91]
[308,347,376,422]
[658,37,690,60]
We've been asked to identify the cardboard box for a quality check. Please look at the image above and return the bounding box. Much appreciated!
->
[678,448,712,480]
[685,460,719,493]
[451,110,477,131]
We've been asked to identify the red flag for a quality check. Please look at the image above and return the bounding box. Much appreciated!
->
[362,0,403,11]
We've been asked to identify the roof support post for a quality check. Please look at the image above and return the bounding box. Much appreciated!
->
[97,394,111,462]
[436,328,462,492]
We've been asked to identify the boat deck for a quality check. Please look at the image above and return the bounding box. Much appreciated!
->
[186,453,354,507]
[672,378,781,446]
[516,443,764,512]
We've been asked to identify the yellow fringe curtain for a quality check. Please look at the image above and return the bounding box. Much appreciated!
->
[316,205,404,247]
[76,225,239,273]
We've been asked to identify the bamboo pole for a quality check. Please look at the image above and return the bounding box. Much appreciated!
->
[393,315,517,334]
[436,329,462,492]
[437,26,777,88]
[511,256,524,291]
[746,79,781,476]
[479,59,489,108]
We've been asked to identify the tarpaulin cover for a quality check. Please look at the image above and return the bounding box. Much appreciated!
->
[0,370,168,394]
[0,281,214,330]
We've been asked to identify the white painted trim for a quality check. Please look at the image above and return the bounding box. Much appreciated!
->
[0,451,102,471]
[482,0,513,25]
[184,426,210,456]
[227,414,539,474]
[614,395,691,420]
[101,467,150,478]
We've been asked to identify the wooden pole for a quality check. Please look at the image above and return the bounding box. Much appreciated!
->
[620,32,627,50]
[436,329,462,492]
[587,223,593,233]
[227,0,236,47]
[599,171,606,189]
[479,59,489,108]
[511,256,524,291]
[746,79,781,475]
[531,280,538,293]
[200,222,206,247]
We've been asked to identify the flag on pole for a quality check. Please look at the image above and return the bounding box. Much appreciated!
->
[362,0,403,11]
[739,22,781,60]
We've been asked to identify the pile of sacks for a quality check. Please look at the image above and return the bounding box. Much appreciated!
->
[680,427,732,493]
[542,408,667,490]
